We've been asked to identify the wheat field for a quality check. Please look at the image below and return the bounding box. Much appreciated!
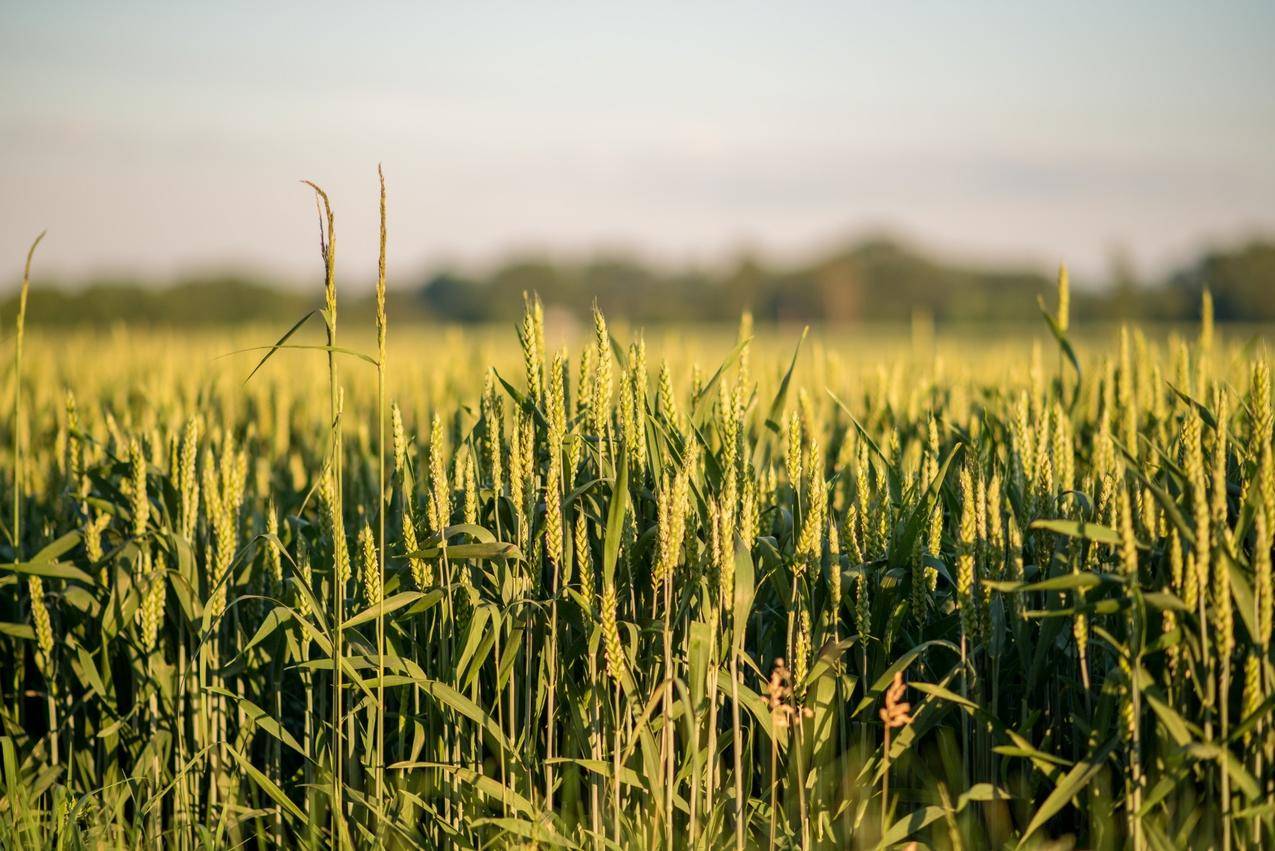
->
[3,188,1274,849]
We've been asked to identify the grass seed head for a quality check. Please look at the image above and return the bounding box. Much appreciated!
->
[879,671,912,730]
[358,522,381,606]
[574,510,593,598]
[600,583,625,683]
[28,576,54,672]
[129,439,148,540]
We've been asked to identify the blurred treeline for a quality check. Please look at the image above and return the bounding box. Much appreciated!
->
[6,236,1274,327]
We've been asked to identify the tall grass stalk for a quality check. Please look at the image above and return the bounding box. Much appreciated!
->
[374,164,388,824]
[14,233,50,769]
[304,179,345,841]
[12,231,44,563]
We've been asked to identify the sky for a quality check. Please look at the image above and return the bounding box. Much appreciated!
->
[2,1,1274,291]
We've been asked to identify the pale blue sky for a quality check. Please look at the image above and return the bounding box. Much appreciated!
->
[3,1,1273,288]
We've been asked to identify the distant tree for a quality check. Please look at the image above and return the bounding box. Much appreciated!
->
[1170,240,1275,321]
[420,272,490,322]
[6,237,1273,327]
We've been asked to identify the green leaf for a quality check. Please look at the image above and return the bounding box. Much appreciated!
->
[1231,690,1275,744]
[455,603,493,681]
[74,643,110,700]
[826,388,902,502]
[1017,735,1120,848]
[602,454,628,588]
[0,559,92,584]
[989,572,1105,594]
[1116,445,1194,545]
[222,342,378,368]
[243,310,317,383]
[471,817,578,849]
[241,605,291,656]
[826,389,889,471]
[417,678,515,757]
[911,680,979,711]
[1029,519,1120,546]
[1186,743,1260,799]
[992,745,1072,768]
[691,335,751,413]
[391,764,534,817]
[226,744,305,821]
[1144,692,1197,747]
[1142,591,1189,612]
[853,640,958,718]
[440,523,497,544]
[1233,801,1275,820]
[1037,295,1080,378]
[957,784,1012,809]
[715,669,774,742]
[208,687,308,759]
[492,368,550,431]
[402,542,522,562]
[1165,380,1217,430]
[0,622,34,640]
[763,326,807,431]
[30,531,82,564]
[341,591,431,630]
[896,443,961,565]
[875,806,945,850]
[731,533,754,650]
[544,756,643,788]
